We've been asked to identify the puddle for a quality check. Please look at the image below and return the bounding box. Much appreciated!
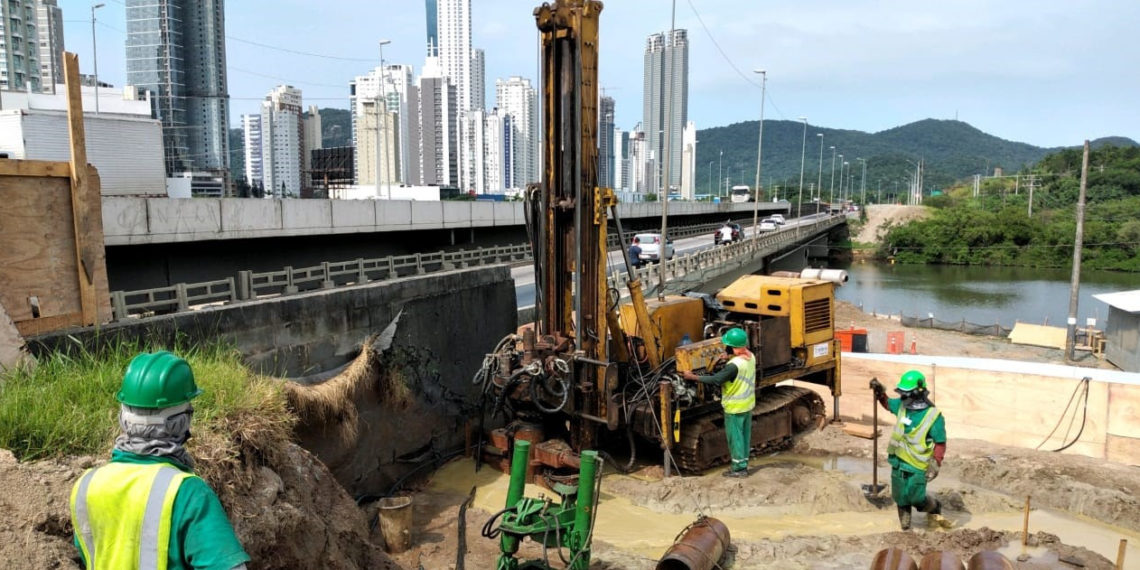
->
[751,452,876,475]
[429,458,1140,567]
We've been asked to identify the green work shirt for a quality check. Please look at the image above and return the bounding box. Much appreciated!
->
[886,398,946,474]
[695,363,739,386]
[75,450,251,570]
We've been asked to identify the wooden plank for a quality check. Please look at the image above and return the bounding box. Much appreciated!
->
[63,52,97,326]
[1106,435,1140,467]
[1107,383,1140,439]
[14,312,84,337]
[85,168,113,323]
[842,423,881,439]
[0,175,82,322]
[0,159,72,178]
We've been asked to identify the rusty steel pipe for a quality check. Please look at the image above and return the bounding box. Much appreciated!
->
[919,551,965,570]
[656,517,730,570]
[966,551,1013,570]
[870,548,918,570]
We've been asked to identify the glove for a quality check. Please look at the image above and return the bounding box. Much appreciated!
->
[926,460,940,482]
[869,378,885,395]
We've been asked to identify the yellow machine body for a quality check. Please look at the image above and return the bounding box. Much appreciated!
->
[618,296,704,361]
[716,275,837,367]
[674,337,725,374]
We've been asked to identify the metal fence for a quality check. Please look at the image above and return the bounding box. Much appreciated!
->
[109,215,842,321]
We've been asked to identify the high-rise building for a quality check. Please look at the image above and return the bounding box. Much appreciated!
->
[642,29,689,193]
[259,85,304,198]
[496,76,538,190]
[471,48,485,111]
[680,120,697,199]
[303,105,322,193]
[628,127,651,195]
[614,127,627,191]
[428,0,472,113]
[0,0,42,92]
[351,64,415,186]
[408,58,458,187]
[483,108,511,192]
[126,0,230,184]
[34,0,64,93]
[463,109,486,194]
[598,96,615,188]
[241,114,262,188]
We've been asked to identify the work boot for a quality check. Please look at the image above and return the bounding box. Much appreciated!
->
[897,506,912,531]
[920,496,954,529]
[722,468,748,478]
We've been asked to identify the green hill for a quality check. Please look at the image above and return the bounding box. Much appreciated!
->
[694,119,1069,201]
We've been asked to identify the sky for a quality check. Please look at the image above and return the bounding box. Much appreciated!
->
[59,0,1139,148]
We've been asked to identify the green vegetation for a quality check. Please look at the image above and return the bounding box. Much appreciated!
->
[0,340,289,462]
[878,145,1140,272]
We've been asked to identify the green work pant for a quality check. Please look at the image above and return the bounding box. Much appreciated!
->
[891,465,927,507]
[724,411,752,472]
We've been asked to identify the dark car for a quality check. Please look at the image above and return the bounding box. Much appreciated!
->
[714,222,743,245]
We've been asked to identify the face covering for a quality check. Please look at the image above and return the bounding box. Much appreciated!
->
[113,402,196,468]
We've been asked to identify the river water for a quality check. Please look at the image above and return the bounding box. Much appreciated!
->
[834,262,1138,329]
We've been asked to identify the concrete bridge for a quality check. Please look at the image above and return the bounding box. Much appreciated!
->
[102,196,796,291]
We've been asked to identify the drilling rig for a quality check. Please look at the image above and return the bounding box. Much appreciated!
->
[474,0,842,484]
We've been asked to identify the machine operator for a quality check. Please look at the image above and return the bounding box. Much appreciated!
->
[681,328,756,477]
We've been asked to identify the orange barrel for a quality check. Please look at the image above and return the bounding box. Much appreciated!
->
[656,517,731,570]
[919,551,965,569]
[870,548,918,570]
[966,551,1013,570]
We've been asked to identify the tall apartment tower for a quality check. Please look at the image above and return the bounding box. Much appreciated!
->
[241,114,263,188]
[598,96,615,188]
[34,0,64,93]
[126,0,230,182]
[408,58,458,187]
[259,85,304,198]
[0,0,42,92]
[302,105,322,192]
[471,48,485,111]
[614,127,627,191]
[350,64,415,186]
[427,0,472,112]
[642,29,689,193]
[495,76,538,190]
[680,120,697,199]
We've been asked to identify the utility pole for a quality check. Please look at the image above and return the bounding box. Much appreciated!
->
[1066,141,1090,361]
[751,69,766,236]
[816,133,824,202]
[659,0,677,307]
[796,117,808,225]
[828,146,836,204]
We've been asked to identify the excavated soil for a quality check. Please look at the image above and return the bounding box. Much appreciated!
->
[854,205,930,245]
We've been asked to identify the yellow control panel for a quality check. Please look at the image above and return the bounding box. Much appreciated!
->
[674,337,726,373]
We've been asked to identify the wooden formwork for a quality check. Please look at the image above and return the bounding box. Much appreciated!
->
[0,52,111,337]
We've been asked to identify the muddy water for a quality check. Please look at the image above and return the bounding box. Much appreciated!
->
[430,458,1140,567]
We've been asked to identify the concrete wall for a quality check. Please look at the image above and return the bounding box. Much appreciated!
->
[27,266,518,496]
[800,353,1140,467]
[102,196,789,246]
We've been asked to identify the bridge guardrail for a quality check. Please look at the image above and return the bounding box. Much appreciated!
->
[109,215,841,321]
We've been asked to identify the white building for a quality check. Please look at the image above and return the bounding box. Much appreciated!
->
[34,0,64,94]
[495,76,538,190]
[642,29,689,193]
[680,120,697,199]
[430,0,472,113]
[352,64,416,186]
[241,114,263,188]
[483,108,510,192]
[259,85,304,198]
[628,128,649,195]
[614,127,626,191]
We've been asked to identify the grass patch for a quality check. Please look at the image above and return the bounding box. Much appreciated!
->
[0,338,293,465]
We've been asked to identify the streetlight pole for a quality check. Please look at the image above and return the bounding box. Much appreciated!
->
[751,69,766,236]
[816,133,824,204]
[797,116,807,221]
[857,157,867,205]
[376,40,391,198]
[718,149,723,198]
[842,161,849,202]
[828,146,836,205]
[707,161,713,196]
[837,154,844,202]
[91,3,105,113]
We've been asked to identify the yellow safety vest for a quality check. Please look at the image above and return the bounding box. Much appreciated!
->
[721,354,756,414]
[69,462,193,570]
[886,406,942,471]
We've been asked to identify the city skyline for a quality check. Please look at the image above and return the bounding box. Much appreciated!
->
[57,0,1139,149]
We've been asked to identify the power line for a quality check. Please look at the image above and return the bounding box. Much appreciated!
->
[225,35,375,63]
[228,67,345,90]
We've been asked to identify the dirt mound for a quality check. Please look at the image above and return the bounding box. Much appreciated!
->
[855,204,929,244]
[0,442,396,569]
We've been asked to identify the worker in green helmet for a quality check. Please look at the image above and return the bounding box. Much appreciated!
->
[870,370,952,530]
[682,327,756,478]
[69,351,251,569]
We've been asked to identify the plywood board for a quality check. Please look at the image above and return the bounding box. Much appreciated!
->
[1009,323,1067,349]
[0,175,82,322]
[842,423,881,439]
[1106,434,1140,466]
[1107,383,1140,439]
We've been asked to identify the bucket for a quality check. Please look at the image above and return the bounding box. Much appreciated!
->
[377,496,414,553]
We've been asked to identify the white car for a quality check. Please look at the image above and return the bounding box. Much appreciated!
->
[770,214,786,225]
[758,218,778,232]
[634,233,675,262]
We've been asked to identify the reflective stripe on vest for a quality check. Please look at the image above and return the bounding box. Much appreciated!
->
[721,354,756,414]
[70,462,192,570]
[886,406,942,471]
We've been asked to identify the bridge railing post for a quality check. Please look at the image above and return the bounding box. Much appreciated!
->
[175,283,189,312]
[415,253,425,275]
[111,291,128,321]
[356,258,368,284]
[284,266,298,295]
[321,262,334,289]
[387,256,397,280]
[237,270,252,300]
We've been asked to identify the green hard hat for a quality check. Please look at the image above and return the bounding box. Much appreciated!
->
[117,351,202,409]
[896,369,926,392]
[721,328,748,348]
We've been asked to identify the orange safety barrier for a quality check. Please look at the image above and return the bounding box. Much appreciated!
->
[836,327,868,353]
[887,331,905,355]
